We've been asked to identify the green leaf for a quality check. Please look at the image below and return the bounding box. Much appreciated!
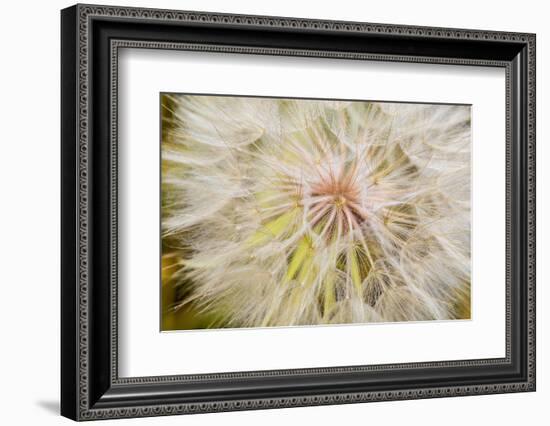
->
[349,247,363,295]
[247,208,299,247]
[284,236,312,282]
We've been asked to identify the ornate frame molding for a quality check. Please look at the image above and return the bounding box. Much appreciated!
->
[61,4,535,421]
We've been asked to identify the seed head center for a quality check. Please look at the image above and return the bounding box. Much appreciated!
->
[307,166,366,236]
[334,194,348,208]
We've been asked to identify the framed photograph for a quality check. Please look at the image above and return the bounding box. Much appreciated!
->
[61,4,536,421]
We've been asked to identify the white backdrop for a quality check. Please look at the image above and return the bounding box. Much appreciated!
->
[0,0,547,425]
[119,50,505,377]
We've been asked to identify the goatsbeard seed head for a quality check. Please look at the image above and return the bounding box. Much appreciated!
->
[162,95,471,328]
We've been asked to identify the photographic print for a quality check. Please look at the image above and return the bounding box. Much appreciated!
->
[61,7,536,417]
[161,94,471,331]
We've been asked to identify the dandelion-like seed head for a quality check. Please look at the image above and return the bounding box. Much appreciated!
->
[161,95,471,328]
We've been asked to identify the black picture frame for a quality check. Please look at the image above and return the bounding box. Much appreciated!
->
[61,4,536,421]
